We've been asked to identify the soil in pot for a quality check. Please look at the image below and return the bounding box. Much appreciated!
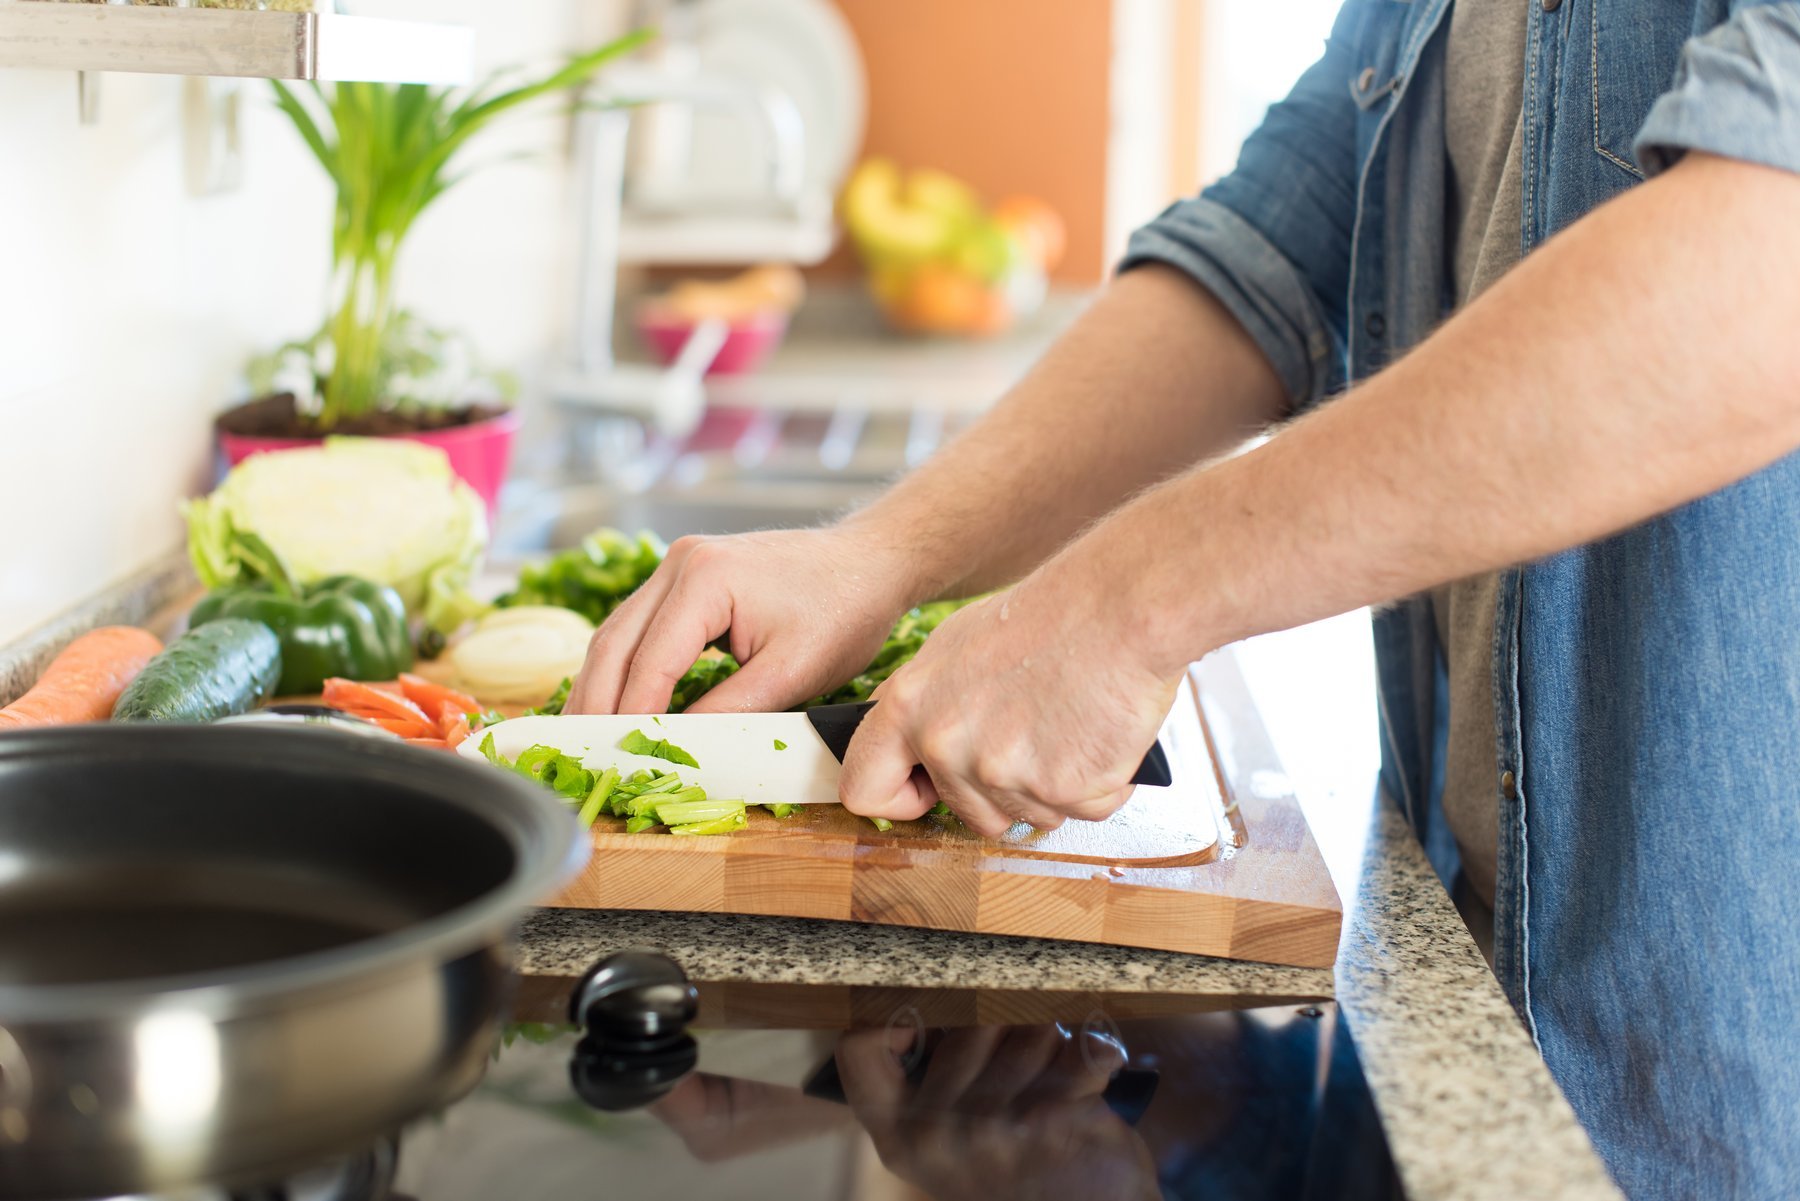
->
[217,393,510,440]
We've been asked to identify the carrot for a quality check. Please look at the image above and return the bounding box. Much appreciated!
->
[405,737,452,751]
[398,673,479,720]
[0,627,163,730]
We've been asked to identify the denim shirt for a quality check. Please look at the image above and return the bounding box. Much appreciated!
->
[1122,4,1800,1197]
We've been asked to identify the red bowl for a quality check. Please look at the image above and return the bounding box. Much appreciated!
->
[635,309,788,376]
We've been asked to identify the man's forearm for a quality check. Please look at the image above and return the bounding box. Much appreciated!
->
[1048,152,1800,670]
[840,264,1286,606]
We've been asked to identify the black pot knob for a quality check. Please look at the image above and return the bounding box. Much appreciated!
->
[568,948,699,1048]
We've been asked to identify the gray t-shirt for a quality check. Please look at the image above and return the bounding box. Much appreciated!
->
[1430,0,1528,908]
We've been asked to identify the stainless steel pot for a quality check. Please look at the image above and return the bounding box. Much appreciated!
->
[0,725,586,1201]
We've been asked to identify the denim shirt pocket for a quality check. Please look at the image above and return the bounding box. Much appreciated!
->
[1587,0,1714,179]
[1345,0,1416,111]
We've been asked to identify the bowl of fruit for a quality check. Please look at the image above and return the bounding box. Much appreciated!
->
[635,265,807,377]
[842,159,1066,338]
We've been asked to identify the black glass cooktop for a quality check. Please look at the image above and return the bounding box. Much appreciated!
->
[124,959,1405,1201]
[379,970,1402,1201]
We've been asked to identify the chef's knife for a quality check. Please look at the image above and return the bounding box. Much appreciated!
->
[458,703,1172,808]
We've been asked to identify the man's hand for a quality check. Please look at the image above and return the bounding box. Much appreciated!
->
[839,561,1183,835]
[565,528,915,716]
[836,1024,1159,1201]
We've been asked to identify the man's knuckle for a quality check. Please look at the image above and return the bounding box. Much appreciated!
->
[915,726,956,767]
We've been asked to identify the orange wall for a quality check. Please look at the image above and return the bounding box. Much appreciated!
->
[826,0,1114,284]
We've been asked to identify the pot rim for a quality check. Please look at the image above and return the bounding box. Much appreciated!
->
[0,725,585,1022]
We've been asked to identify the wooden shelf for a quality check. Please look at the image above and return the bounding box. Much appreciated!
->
[0,4,474,84]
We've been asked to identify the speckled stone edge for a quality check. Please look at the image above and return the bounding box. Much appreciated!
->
[0,549,193,707]
[516,907,1337,998]
[1334,799,1623,1201]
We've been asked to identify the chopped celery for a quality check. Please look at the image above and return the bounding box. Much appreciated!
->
[763,802,799,819]
[575,792,607,829]
[624,814,660,834]
[773,739,787,751]
[655,798,747,826]
[866,815,894,832]
[670,812,748,836]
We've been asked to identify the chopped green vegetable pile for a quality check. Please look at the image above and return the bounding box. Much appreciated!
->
[479,730,749,834]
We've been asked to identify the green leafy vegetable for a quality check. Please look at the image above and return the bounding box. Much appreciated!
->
[526,678,572,717]
[496,529,665,625]
[618,729,700,768]
[807,599,977,707]
[669,655,741,713]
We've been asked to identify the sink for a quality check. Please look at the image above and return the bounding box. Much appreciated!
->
[497,476,881,551]
[494,406,968,552]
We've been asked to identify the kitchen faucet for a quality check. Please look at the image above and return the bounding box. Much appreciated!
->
[555,63,808,439]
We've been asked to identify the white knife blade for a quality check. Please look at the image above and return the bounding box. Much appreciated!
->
[456,712,843,806]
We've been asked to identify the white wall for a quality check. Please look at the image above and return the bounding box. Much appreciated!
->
[0,0,630,644]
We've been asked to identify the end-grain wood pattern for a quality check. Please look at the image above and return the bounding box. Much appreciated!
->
[547,655,1342,968]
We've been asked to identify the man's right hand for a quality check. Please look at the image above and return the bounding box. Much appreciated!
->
[564,527,917,717]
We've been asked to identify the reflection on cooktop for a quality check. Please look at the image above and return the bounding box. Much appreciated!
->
[386,981,1404,1201]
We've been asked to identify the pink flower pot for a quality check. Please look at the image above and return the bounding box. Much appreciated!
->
[216,408,521,520]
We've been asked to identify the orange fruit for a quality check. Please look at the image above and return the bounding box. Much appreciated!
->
[884,263,1011,336]
[991,196,1066,272]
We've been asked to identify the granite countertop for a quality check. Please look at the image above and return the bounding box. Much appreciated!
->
[0,557,1623,1201]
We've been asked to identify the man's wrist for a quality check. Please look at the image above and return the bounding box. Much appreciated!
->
[1041,498,1229,681]
[833,507,970,609]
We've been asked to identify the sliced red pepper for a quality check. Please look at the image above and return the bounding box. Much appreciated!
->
[398,674,480,720]
[340,708,434,739]
[324,679,434,730]
[436,701,472,750]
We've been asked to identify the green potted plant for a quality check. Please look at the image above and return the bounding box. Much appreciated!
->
[216,31,651,513]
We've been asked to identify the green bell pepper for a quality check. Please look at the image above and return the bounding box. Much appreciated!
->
[187,533,412,696]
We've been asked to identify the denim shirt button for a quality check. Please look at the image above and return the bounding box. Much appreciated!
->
[1540,0,1561,10]
[1501,769,1518,800]
[1357,67,1377,93]
[1365,312,1386,339]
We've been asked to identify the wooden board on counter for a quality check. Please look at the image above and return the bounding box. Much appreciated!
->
[157,591,1340,967]
[539,659,1342,969]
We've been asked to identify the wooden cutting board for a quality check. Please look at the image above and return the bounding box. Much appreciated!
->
[530,656,1341,968]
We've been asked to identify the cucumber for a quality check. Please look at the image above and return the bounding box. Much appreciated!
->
[113,618,283,723]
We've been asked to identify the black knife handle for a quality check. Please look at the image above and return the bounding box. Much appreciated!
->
[804,702,1174,788]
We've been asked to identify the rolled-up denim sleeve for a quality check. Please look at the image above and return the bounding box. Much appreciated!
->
[1636,3,1800,177]
[1119,1,1367,413]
